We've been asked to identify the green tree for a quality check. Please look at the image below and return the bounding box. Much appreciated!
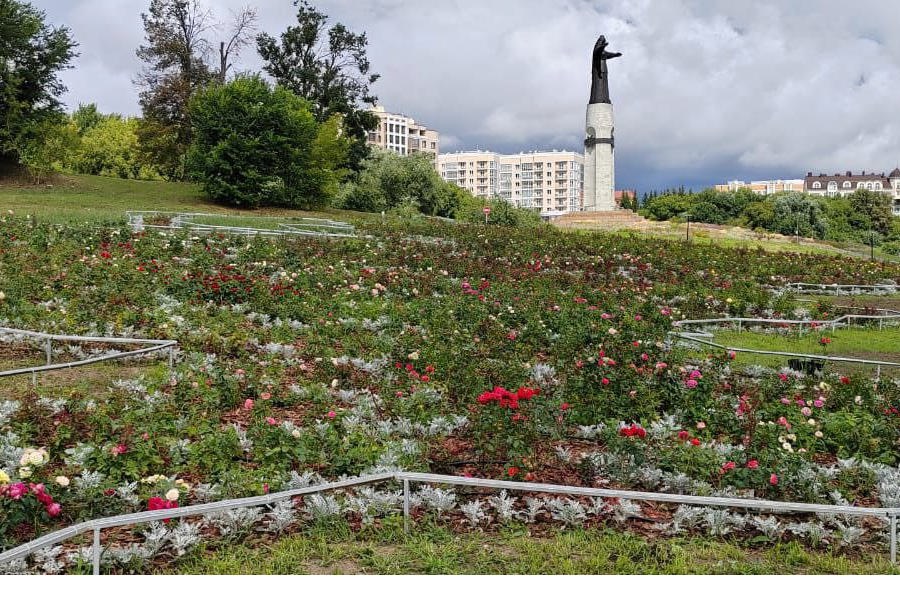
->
[70,114,158,180]
[71,103,102,134]
[848,188,893,236]
[336,150,459,217]
[16,116,79,183]
[136,0,215,180]
[186,75,346,208]
[0,0,78,168]
[256,0,379,172]
[770,192,826,238]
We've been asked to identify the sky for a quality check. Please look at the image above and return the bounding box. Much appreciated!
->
[31,0,900,193]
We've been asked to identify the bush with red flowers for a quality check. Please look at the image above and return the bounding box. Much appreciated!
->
[471,385,557,469]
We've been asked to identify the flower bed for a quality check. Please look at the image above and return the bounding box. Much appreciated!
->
[2,214,900,561]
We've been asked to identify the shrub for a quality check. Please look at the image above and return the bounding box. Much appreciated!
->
[186,75,348,209]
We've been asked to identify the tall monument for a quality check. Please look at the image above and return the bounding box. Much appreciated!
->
[584,36,621,211]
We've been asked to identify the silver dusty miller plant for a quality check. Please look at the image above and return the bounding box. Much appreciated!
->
[461,500,488,527]
[488,490,519,522]
[547,498,588,526]
[266,500,298,533]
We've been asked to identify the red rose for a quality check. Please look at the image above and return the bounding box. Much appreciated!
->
[507,467,520,478]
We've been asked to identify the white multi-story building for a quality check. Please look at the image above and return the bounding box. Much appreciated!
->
[366,105,440,165]
[805,169,900,215]
[714,179,805,195]
[438,150,584,217]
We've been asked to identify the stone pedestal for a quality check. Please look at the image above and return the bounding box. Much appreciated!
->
[584,102,615,211]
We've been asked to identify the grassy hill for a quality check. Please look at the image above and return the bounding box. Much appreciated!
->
[0,174,355,223]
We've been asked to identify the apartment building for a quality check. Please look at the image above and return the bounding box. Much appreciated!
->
[714,179,805,195]
[805,169,900,215]
[438,150,584,216]
[366,106,440,164]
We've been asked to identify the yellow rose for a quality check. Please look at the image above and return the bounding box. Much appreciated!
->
[0,469,9,484]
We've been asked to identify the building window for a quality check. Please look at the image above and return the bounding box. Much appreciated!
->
[812,182,821,189]
[827,182,837,192]
[857,182,865,189]
[874,182,882,190]
[843,181,851,189]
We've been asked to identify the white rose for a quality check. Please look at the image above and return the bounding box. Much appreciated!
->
[55,476,70,487]
[0,291,5,301]
[18,466,32,479]
[165,488,180,502]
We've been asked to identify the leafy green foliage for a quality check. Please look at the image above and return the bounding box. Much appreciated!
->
[136,0,216,180]
[0,0,78,166]
[186,75,348,208]
[69,113,160,180]
[336,150,460,217]
[257,0,380,172]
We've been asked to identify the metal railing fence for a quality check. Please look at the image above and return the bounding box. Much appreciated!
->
[1,471,898,574]
[126,211,357,239]
[782,282,898,295]
[0,326,177,382]
[671,314,900,374]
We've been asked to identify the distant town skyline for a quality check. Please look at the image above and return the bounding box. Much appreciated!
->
[31,0,900,194]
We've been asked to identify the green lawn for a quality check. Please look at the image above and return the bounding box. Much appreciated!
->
[168,522,899,575]
[710,325,900,374]
[0,174,360,224]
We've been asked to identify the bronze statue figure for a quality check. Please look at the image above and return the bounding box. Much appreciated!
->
[590,35,621,104]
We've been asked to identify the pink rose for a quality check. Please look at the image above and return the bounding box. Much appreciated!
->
[327,411,337,419]
[243,398,254,410]
[46,503,62,517]
[266,417,277,426]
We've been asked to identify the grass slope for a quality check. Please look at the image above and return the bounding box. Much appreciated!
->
[0,174,355,223]
[170,522,899,575]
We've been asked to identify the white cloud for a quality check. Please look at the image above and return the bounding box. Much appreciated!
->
[30,0,900,189]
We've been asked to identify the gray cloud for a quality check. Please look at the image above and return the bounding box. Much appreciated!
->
[31,0,900,191]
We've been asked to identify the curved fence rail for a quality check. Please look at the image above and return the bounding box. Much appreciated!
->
[782,282,898,295]
[0,326,177,381]
[126,211,357,239]
[1,471,898,574]
[671,315,900,373]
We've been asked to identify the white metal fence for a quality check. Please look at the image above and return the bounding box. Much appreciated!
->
[0,471,897,574]
[126,211,357,239]
[782,282,898,296]
[671,314,900,373]
[0,326,177,383]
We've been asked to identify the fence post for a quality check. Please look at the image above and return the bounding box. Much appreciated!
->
[403,478,410,534]
[93,528,101,575]
[891,515,897,566]
[45,339,52,365]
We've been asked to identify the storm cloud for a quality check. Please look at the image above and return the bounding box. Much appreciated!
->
[32,0,900,191]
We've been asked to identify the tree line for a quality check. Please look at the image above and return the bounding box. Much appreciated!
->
[640,186,900,251]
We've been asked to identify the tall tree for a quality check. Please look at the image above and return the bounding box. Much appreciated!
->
[848,188,893,235]
[217,6,258,83]
[186,75,347,209]
[136,0,215,179]
[0,0,77,168]
[256,0,380,172]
